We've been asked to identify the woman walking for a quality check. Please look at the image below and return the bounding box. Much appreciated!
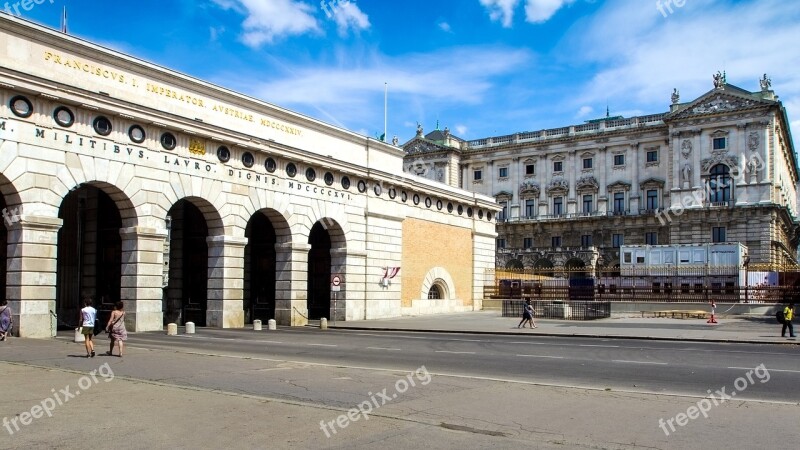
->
[0,299,12,341]
[105,300,127,357]
[517,299,537,329]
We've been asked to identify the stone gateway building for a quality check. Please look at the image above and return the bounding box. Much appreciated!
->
[404,74,800,274]
[0,16,497,338]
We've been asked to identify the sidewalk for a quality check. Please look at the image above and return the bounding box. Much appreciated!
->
[329,311,799,345]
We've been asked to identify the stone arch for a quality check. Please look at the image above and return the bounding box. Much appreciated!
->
[419,267,457,301]
[157,173,226,236]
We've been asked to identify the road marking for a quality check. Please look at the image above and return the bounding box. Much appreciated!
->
[367,347,402,351]
[728,367,800,373]
[516,354,564,359]
[612,360,668,365]
[307,344,337,347]
[579,344,620,348]
[435,350,476,355]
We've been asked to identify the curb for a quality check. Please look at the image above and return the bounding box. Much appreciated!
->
[329,325,800,345]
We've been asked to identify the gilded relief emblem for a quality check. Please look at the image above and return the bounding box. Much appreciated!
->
[189,138,206,156]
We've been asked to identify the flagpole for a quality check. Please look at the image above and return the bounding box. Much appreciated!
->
[383,82,388,142]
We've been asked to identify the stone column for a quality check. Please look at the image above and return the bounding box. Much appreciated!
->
[274,242,310,326]
[6,215,61,338]
[206,235,247,328]
[120,227,168,331]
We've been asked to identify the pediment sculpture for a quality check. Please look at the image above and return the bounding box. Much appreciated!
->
[519,181,540,196]
[576,176,599,192]
[546,178,569,195]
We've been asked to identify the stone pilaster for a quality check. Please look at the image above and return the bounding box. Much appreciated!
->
[206,235,248,328]
[275,242,310,326]
[120,226,167,332]
[5,215,62,338]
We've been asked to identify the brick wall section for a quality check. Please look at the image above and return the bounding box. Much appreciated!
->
[401,218,473,307]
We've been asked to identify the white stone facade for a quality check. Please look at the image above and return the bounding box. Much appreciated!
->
[404,78,799,270]
[0,16,497,338]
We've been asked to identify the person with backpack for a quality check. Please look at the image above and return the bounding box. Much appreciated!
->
[781,303,795,338]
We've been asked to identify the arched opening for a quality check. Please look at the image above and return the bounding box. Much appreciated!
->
[533,258,554,277]
[0,194,8,302]
[427,283,443,300]
[164,199,209,326]
[244,212,277,323]
[56,185,122,328]
[565,258,588,278]
[505,259,524,270]
[307,222,331,320]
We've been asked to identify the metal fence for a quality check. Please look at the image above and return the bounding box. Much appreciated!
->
[502,300,611,320]
[485,266,800,303]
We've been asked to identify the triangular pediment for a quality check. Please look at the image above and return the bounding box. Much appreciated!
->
[666,85,776,120]
[402,137,453,155]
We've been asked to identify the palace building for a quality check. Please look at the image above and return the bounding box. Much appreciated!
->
[403,74,799,274]
[0,15,498,338]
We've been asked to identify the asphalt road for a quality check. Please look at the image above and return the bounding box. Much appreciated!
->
[123,327,800,403]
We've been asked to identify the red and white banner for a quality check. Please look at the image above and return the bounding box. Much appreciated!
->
[382,267,400,279]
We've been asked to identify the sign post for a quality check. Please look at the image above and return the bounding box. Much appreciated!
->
[331,274,342,325]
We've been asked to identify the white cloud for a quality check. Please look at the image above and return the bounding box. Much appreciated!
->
[455,125,469,136]
[479,0,520,28]
[558,0,800,127]
[438,21,453,33]
[576,105,593,118]
[246,46,531,130]
[525,0,575,23]
[213,0,320,47]
[331,0,370,37]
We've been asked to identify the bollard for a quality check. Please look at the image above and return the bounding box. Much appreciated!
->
[320,318,328,330]
[185,322,195,334]
[253,319,262,331]
[167,323,178,336]
[74,328,85,343]
[268,319,276,330]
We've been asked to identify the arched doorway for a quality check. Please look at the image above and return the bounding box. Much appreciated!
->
[307,222,331,320]
[56,185,122,328]
[533,258,554,277]
[505,259,524,270]
[164,199,209,326]
[0,193,8,302]
[244,212,277,323]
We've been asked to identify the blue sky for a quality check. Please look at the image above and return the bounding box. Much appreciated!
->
[12,0,800,143]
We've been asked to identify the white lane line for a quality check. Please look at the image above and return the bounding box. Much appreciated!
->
[435,350,476,355]
[307,344,337,347]
[367,347,402,351]
[613,360,668,365]
[728,367,800,373]
[579,344,620,348]
[516,355,564,359]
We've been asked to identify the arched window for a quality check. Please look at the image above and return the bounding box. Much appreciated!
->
[708,164,732,203]
[427,284,442,299]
